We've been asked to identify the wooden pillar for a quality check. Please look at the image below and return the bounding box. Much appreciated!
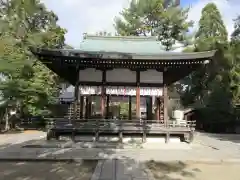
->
[85,96,89,119]
[146,96,152,120]
[101,89,105,118]
[88,96,92,118]
[136,71,140,120]
[163,85,168,127]
[73,67,80,124]
[128,96,132,120]
[156,97,160,121]
[73,84,79,124]
[101,70,106,119]
[106,95,110,119]
[80,96,84,119]
[136,88,140,119]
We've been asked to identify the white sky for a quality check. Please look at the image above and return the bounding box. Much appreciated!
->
[42,0,240,48]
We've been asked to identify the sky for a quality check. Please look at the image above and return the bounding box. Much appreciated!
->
[41,0,240,48]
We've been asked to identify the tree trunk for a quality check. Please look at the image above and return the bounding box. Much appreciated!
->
[4,107,9,131]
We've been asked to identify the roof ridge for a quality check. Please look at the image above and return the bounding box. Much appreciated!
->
[83,34,158,41]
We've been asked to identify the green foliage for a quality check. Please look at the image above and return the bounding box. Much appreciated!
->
[181,3,240,125]
[119,102,129,118]
[0,0,66,116]
[195,3,228,50]
[115,0,193,50]
[229,16,240,106]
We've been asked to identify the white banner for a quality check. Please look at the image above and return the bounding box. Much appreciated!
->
[79,86,162,96]
[80,86,101,95]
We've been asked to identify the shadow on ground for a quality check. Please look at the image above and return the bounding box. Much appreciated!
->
[0,160,97,180]
[146,160,198,180]
[0,134,120,160]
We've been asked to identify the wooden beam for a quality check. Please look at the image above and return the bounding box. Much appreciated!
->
[78,81,164,87]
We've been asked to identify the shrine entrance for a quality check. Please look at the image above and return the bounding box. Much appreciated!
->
[78,86,161,121]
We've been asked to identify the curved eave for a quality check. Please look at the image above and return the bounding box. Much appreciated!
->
[30,48,216,61]
[30,47,217,85]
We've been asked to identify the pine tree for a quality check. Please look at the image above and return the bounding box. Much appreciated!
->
[114,0,193,50]
[195,3,228,50]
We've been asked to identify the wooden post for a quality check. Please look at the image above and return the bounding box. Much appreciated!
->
[106,95,110,119]
[72,67,80,142]
[136,71,140,120]
[101,88,105,118]
[101,70,106,119]
[82,96,86,118]
[73,80,80,124]
[80,96,84,119]
[85,96,89,119]
[128,96,132,120]
[156,97,160,121]
[163,85,168,127]
[146,96,152,120]
[88,96,92,118]
[136,87,140,119]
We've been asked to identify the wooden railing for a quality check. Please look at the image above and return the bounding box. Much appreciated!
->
[45,118,196,142]
[46,118,196,131]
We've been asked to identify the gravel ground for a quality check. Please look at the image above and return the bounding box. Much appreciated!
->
[147,161,240,180]
[0,160,97,180]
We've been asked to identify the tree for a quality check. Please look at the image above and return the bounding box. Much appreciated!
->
[0,0,66,129]
[229,15,240,106]
[114,0,193,113]
[181,3,229,107]
[195,3,228,50]
[180,3,240,132]
[114,0,193,50]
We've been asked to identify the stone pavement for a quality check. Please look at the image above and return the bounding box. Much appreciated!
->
[1,132,240,180]
[195,132,240,152]
[0,131,240,162]
[91,159,155,180]
[0,146,239,162]
[0,131,45,148]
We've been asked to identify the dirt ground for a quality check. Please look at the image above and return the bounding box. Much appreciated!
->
[0,160,97,180]
[147,161,240,180]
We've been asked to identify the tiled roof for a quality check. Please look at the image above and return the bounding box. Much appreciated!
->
[80,35,165,54]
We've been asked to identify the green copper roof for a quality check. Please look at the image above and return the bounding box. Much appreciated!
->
[80,35,166,54]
